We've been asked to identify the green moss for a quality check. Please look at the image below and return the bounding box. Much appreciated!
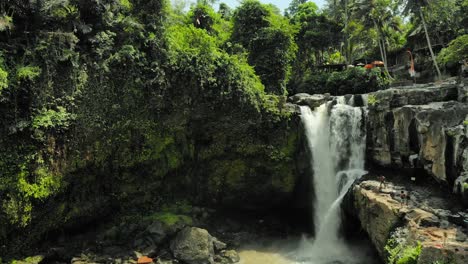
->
[368,94,379,106]
[463,120,468,125]
[209,159,246,191]
[11,255,44,264]
[120,201,193,227]
[271,168,295,192]
[148,212,192,226]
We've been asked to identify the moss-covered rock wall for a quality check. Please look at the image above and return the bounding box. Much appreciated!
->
[0,0,303,256]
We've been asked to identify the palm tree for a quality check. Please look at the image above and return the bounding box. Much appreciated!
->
[329,0,352,64]
[352,0,398,78]
[402,0,442,80]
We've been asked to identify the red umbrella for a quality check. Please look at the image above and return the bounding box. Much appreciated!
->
[137,256,153,264]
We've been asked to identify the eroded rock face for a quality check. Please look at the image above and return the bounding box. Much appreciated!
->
[367,82,468,185]
[353,180,468,264]
[170,227,215,264]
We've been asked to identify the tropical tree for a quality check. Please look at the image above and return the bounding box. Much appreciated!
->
[218,2,232,19]
[231,0,297,95]
[285,0,308,17]
[197,0,218,5]
[438,34,468,65]
[401,0,442,79]
[292,2,342,67]
[352,0,400,78]
[327,0,353,64]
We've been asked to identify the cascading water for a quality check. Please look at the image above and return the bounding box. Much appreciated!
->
[295,98,368,264]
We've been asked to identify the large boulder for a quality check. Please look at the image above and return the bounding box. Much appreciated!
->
[288,93,331,109]
[353,180,468,263]
[353,182,403,257]
[170,227,215,264]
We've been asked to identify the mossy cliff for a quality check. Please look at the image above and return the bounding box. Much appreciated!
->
[0,0,302,256]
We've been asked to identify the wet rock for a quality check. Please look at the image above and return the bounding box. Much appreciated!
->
[288,93,331,109]
[353,182,403,257]
[418,245,468,264]
[449,213,466,226]
[170,227,215,264]
[420,215,440,227]
[212,237,227,251]
[458,81,468,102]
[146,221,168,243]
[219,250,240,263]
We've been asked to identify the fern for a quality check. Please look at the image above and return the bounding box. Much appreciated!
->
[396,243,422,264]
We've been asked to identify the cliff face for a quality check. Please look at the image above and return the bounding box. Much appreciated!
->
[0,1,307,255]
[350,80,468,264]
[367,81,468,190]
[353,181,468,264]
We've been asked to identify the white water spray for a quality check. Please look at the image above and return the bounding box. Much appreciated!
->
[297,99,367,263]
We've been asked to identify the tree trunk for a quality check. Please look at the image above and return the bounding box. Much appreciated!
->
[373,20,392,78]
[344,0,350,65]
[381,38,392,78]
[419,8,442,80]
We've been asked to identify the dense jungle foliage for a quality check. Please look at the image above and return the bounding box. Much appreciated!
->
[0,0,467,257]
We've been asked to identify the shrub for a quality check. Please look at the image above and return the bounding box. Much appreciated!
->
[290,67,390,95]
[396,243,422,264]
[17,66,41,81]
[439,35,468,65]
[0,66,7,91]
[385,237,422,264]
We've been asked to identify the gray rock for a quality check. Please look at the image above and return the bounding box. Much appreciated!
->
[170,227,214,264]
[367,88,468,185]
[288,93,331,109]
[212,237,227,251]
[220,250,240,263]
[420,215,440,227]
[458,81,468,102]
[146,221,168,243]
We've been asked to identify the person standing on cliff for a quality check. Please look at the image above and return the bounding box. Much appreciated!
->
[406,191,411,206]
[400,191,406,207]
[378,175,386,192]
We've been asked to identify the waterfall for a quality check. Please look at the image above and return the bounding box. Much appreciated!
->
[296,98,367,263]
